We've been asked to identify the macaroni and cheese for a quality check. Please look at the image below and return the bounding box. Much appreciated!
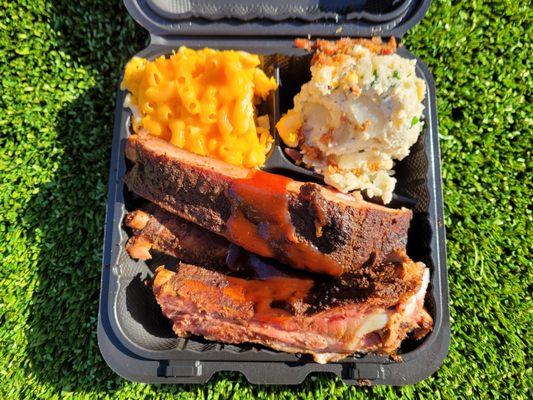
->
[121,47,277,168]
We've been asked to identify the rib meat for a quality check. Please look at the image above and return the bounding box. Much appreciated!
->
[153,261,432,363]
[124,204,229,267]
[126,204,433,362]
[125,132,412,276]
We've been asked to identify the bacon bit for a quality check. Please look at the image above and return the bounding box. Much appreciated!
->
[319,129,334,146]
[297,127,305,145]
[326,154,338,165]
[354,119,372,132]
[412,320,433,340]
[302,145,323,163]
[380,37,397,55]
[340,114,355,128]
[314,38,339,56]
[297,37,398,66]
[312,52,334,66]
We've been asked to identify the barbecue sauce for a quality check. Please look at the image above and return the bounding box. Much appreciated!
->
[226,170,342,275]
[225,275,313,319]
[226,210,275,258]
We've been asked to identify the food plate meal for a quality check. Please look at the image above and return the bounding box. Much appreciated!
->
[99,0,449,386]
[119,41,431,361]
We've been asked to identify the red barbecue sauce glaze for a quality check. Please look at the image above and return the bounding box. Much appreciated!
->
[226,170,342,276]
[224,275,313,320]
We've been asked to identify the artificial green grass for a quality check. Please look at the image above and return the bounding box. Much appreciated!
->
[0,0,531,398]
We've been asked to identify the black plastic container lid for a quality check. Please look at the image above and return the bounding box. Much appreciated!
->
[125,0,431,38]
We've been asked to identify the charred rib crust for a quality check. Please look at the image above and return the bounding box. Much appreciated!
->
[124,204,230,267]
[308,257,423,313]
[125,148,232,235]
[290,184,411,268]
[125,134,412,274]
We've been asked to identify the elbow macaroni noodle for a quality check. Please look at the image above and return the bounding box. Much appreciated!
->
[121,47,277,168]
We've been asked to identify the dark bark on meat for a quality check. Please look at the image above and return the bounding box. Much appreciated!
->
[126,204,419,313]
[124,203,230,267]
[124,133,412,276]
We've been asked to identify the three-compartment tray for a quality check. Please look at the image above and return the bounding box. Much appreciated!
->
[98,0,449,385]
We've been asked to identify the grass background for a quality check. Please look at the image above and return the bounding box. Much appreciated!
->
[0,0,531,398]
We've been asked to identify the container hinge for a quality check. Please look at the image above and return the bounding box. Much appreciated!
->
[349,364,386,381]
[157,360,202,377]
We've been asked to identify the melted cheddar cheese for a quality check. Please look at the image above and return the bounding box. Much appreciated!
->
[121,47,277,168]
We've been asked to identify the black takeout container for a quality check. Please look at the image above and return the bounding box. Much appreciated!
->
[98,0,449,385]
